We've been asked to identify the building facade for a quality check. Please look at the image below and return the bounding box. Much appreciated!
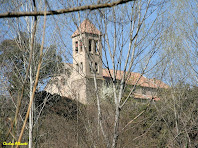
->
[45,19,168,104]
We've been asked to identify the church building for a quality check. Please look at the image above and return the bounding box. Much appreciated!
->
[45,19,168,104]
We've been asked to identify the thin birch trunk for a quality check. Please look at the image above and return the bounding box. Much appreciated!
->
[93,69,110,148]
[29,64,33,148]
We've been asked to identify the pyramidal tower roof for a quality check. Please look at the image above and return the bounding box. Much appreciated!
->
[72,19,101,37]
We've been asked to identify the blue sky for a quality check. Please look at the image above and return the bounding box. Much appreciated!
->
[0,0,197,87]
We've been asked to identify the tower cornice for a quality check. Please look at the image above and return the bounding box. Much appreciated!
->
[72,19,102,38]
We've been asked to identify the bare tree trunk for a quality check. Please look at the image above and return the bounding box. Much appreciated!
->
[93,73,110,147]
[29,65,33,148]
[111,105,120,148]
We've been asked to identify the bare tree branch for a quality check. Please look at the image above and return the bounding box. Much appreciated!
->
[16,2,47,146]
[5,0,38,141]
[0,0,135,18]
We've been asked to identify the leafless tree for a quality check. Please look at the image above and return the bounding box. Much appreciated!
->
[1,0,197,147]
[69,0,168,147]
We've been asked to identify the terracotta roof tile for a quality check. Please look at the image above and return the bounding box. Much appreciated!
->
[63,63,168,89]
[102,69,169,89]
[72,19,101,37]
[133,93,160,101]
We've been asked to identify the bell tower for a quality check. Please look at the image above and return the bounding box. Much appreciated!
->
[71,19,103,79]
[71,19,103,104]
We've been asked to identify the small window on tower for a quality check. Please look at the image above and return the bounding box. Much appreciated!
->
[95,62,98,73]
[89,39,92,52]
[80,62,83,71]
[95,40,98,53]
[75,41,78,53]
[90,62,93,73]
[76,63,79,73]
[80,41,82,52]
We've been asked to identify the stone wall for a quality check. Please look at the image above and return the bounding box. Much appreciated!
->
[86,78,103,104]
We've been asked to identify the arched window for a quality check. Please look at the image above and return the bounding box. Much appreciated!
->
[89,39,92,52]
[95,62,98,73]
[95,40,98,53]
[89,61,93,73]
[76,63,79,72]
[75,41,78,53]
[80,62,83,71]
[80,41,83,52]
